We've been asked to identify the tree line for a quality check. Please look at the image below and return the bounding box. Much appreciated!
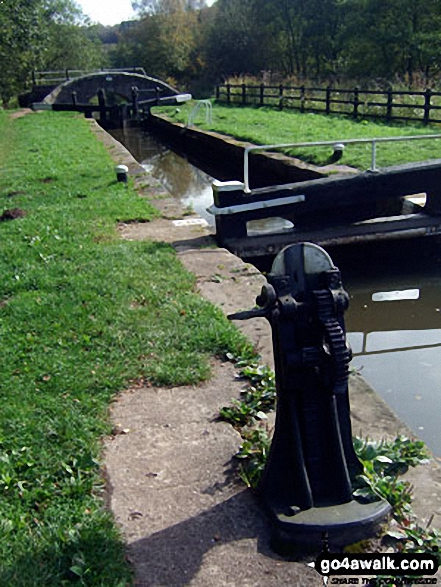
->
[113,0,441,92]
[2,0,441,105]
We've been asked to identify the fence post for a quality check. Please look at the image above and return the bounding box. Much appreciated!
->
[242,83,247,106]
[386,89,393,121]
[353,87,360,119]
[279,84,284,110]
[424,88,432,125]
[215,85,220,100]
[260,83,265,107]
[227,83,231,105]
[326,86,331,115]
[300,85,306,113]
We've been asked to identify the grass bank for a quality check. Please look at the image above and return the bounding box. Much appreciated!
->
[0,110,252,586]
[155,102,441,170]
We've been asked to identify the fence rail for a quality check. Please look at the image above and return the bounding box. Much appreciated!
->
[215,83,441,125]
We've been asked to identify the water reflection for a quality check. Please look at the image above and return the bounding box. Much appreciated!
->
[350,329,441,355]
[247,217,294,236]
[346,275,441,456]
[111,127,306,233]
[111,126,215,222]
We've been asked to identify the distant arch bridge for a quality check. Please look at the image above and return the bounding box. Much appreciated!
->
[20,68,182,107]
[43,69,180,105]
[23,68,190,126]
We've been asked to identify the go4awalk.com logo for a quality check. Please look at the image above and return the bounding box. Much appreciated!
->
[308,553,439,585]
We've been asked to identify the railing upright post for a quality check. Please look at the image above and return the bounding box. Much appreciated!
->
[371,140,377,171]
[215,85,220,100]
[242,83,247,106]
[424,88,432,125]
[227,83,231,105]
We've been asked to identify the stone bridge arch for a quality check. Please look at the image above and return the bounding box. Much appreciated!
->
[43,71,179,105]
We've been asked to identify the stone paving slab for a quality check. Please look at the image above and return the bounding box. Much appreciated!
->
[105,362,323,587]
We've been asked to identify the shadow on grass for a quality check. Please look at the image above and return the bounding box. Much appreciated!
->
[0,515,132,587]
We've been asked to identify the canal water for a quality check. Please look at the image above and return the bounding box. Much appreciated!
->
[111,126,215,223]
[111,125,441,457]
[335,240,441,457]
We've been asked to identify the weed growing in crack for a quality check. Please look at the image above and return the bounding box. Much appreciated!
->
[352,437,440,559]
[219,358,276,428]
[235,427,271,489]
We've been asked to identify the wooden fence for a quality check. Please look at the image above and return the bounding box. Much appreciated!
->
[215,83,441,125]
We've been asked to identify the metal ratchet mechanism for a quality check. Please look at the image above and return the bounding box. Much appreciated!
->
[229,244,352,398]
[228,243,390,554]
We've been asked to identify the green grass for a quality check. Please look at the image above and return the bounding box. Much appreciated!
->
[155,102,441,170]
[0,110,253,586]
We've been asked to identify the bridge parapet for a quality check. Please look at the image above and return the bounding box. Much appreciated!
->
[32,68,146,87]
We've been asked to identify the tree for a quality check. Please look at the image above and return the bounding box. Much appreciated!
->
[204,0,265,77]
[0,0,104,105]
[132,0,207,16]
[339,0,441,84]
[40,0,105,71]
[112,1,206,86]
[97,0,441,92]
[0,0,45,104]
[251,0,343,78]
[42,23,105,70]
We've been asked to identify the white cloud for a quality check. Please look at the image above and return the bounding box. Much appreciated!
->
[77,0,136,26]
[77,0,216,27]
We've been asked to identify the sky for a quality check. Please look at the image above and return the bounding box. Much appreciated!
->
[76,0,136,25]
[76,0,215,27]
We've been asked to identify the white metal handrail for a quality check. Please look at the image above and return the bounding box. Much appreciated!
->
[243,134,441,193]
[187,99,212,127]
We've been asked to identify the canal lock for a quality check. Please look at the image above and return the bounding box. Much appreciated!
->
[110,123,441,458]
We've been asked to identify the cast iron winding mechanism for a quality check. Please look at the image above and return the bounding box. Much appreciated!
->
[229,243,390,553]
